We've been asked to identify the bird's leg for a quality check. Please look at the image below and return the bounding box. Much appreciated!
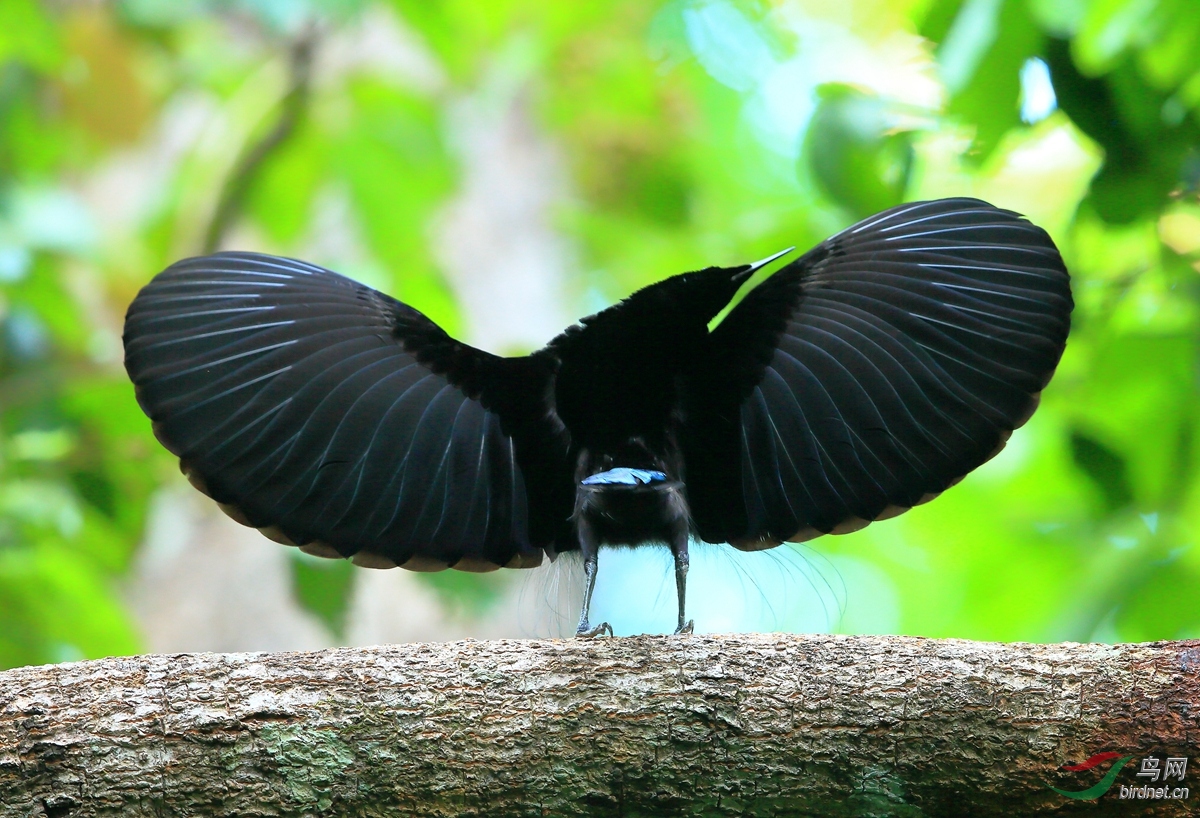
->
[575,518,612,638]
[671,528,694,635]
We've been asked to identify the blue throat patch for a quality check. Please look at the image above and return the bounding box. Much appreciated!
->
[581,468,668,486]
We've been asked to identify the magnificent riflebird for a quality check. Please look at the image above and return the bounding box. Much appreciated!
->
[123,198,1071,636]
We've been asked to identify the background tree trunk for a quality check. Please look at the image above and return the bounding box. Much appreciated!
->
[1,634,1197,817]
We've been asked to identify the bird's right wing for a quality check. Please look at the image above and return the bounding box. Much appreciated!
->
[124,252,573,571]
[683,198,1072,548]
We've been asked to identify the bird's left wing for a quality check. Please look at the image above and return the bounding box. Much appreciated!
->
[124,252,571,571]
[683,198,1072,548]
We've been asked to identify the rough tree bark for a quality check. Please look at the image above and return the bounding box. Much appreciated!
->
[1,635,1196,817]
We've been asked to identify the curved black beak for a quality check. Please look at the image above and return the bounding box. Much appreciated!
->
[733,246,795,283]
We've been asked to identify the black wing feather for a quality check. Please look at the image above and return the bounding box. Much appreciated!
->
[124,252,569,571]
[126,198,1068,569]
[685,198,1071,546]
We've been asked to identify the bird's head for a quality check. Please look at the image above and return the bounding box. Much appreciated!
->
[730,246,796,285]
[679,246,796,333]
[642,246,796,333]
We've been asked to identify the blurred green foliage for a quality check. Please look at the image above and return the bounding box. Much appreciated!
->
[1,0,1199,669]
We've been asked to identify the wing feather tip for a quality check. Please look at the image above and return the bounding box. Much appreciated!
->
[505,551,545,569]
[873,504,910,521]
[830,516,870,535]
[730,537,783,552]
[1012,392,1042,429]
[453,557,502,573]
[259,525,298,547]
[180,460,210,497]
[352,551,399,569]
[400,555,449,572]
[300,542,344,560]
[786,526,823,543]
[153,420,182,456]
[218,502,253,527]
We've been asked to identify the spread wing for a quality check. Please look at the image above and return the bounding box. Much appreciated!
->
[683,198,1072,547]
[124,252,571,571]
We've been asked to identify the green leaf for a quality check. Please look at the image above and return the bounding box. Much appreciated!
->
[0,542,140,670]
[1136,0,1200,89]
[247,124,326,245]
[1116,556,1200,641]
[1073,0,1157,76]
[417,569,508,619]
[1025,0,1087,37]
[0,0,63,72]
[804,85,915,219]
[1045,38,1200,223]
[332,79,458,332]
[1069,429,1134,514]
[941,0,1042,160]
[289,551,355,639]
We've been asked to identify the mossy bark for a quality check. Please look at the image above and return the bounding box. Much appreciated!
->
[1,635,1197,817]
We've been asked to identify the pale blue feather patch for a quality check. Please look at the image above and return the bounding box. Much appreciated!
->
[581,468,668,486]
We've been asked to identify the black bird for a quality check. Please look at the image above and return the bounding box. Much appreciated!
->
[123,198,1071,636]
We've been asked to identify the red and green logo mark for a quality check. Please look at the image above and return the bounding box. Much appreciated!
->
[1049,750,1190,801]
[1048,752,1134,800]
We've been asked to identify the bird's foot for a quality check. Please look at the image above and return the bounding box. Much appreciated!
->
[674,619,694,635]
[576,621,614,638]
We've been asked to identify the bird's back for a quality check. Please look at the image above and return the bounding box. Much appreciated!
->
[549,267,740,468]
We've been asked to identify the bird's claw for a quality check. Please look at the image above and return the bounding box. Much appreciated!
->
[674,620,694,635]
[576,621,614,638]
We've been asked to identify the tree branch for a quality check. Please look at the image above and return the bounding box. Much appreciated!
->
[1,635,1197,816]
[202,27,317,254]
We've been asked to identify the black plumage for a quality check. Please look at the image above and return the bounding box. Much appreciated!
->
[123,198,1072,635]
